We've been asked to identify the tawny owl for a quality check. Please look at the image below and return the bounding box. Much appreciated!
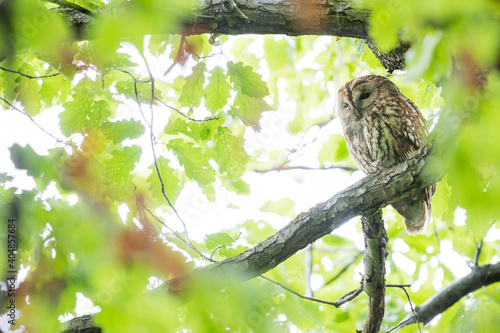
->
[337,75,436,234]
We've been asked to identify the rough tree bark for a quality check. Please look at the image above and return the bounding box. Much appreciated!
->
[51,0,370,38]
[170,144,441,292]
[360,210,387,333]
[48,0,410,72]
[398,262,500,328]
[185,0,369,38]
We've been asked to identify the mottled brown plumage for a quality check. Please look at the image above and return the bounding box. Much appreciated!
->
[337,75,436,234]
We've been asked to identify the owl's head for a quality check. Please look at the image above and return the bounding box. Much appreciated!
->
[337,75,399,120]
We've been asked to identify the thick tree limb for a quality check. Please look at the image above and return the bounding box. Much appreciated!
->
[361,210,387,333]
[44,1,413,72]
[45,0,370,39]
[185,0,369,38]
[397,262,500,329]
[169,143,443,292]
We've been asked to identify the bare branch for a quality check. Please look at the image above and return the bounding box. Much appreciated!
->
[261,275,363,308]
[154,96,220,122]
[168,143,444,292]
[321,251,364,289]
[397,262,500,328]
[0,66,61,79]
[473,240,483,267]
[47,1,370,39]
[385,285,422,333]
[361,209,387,333]
[252,165,358,173]
[0,97,71,146]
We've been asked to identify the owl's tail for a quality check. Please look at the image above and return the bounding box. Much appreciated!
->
[391,184,437,235]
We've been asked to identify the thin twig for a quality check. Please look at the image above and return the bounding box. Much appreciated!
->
[143,206,213,262]
[473,240,483,267]
[154,96,220,122]
[210,245,223,260]
[384,314,417,333]
[261,275,363,308]
[112,68,150,83]
[111,68,151,127]
[384,285,422,333]
[0,97,71,146]
[321,250,364,289]
[140,52,203,260]
[164,35,186,76]
[0,66,61,79]
[253,165,358,173]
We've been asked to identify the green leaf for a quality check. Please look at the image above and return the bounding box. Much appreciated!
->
[227,61,269,98]
[10,144,44,178]
[148,34,170,56]
[147,156,181,204]
[231,93,269,131]
[218,245,249,258]
[114,75,160,104]
[185,35,212,57]
[167,138,215,187]
[9,144,65,191]
[222,178,250,195]
[318,134,351,166]
[14,65,42,116]
[179,62,207,107]
[204,232,235,249]
[104,146,142,184]
[164,118,218,142]
[322,235,354,247]
[264,37,293,71]
[0,173,14,184]
[361,41,383,70]
[431,175,454,222]
[260,198,296,218]
[60,97,111,136]
[205,67,231,114]
[213,127,249,180]
[40,74,71,107]
[102,119,145,144]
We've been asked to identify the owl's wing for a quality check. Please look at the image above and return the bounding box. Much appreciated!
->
[363,98,428,167]
[397,96,429,158]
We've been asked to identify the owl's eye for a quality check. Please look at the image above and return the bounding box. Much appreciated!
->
[360,92,371,100]
[343,103,349,109]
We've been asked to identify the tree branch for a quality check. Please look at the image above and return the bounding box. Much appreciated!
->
[261,275,363,308]
[47,0,369,39]
[320,250,364,289]
[397,262,500,329]
[46,1,413,73]
[184,0,369,38]
[42,0,94,16]
[168,142,444,292]
[361,209,387,333]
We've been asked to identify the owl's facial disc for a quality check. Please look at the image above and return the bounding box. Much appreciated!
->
[354,84,377,115]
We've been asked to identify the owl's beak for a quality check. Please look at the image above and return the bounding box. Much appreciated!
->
[354,107,361,117]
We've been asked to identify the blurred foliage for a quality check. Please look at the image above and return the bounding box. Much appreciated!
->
[1,0,500,332]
